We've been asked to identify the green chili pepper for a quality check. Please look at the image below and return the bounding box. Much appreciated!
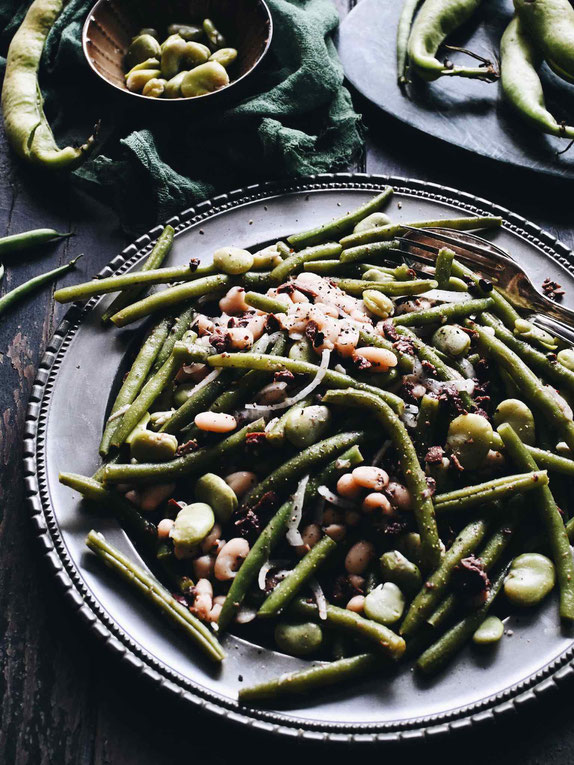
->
[397,0,426,85]
[0,228,72,256]
[514,0,574,84]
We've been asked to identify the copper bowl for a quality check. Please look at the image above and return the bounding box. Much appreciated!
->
[82,0,273,106]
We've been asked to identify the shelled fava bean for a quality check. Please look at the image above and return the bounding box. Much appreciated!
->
[124,18,237,98]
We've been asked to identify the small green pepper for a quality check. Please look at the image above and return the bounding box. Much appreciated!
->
[274,621,323,656]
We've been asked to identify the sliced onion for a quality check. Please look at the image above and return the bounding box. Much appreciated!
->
[334,363,346,374]
[424,289,472,303]
[309,578,328,621]
[424,377,475,395]
[264,416,281,432]
[286,474,310,547]
[289,332,304,341]
[401,403,419,429]
[185,368,221,398]
[457,357,476,379]
[245,349,331,413]
[258,560,273,590]
[317,485,356,509]
[235,605,258,624]
[106,403,130,424]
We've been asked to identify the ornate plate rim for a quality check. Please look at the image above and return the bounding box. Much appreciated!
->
[23,172,574,743]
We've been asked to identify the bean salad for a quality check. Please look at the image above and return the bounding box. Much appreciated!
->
[57,189,574,704]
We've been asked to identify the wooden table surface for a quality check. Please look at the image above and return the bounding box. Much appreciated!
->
[2,1,574,762]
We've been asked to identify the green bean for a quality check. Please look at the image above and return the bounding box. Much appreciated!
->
[401,519,488,638]
[414,394,440,455]
[0,227,72,256]
[407,0,498,82]
[151,306,195,373]
[339,216,502,249]
[501,17,574,141]
[416,567,507,675]
[160,372,229,435]
[242,431,364,509]
[524,446,574,477]
[109,342,198,449]
[498,423,574,620]
[426,513,517,630]
[206,352,405,413]
[434,471,548,513]
[481,312,574,396]
[397,0,425,85]
[290,599,406,659]
[434,247,455,288]
[287,189,393,249]
[239,653,380,704]
[337,240,398,264]
[304,445,364,501]
[100,318,171,455]
[258,535,337,618]
[269,243,343,283]
[332,277,437,297]
[218,500,294,631]
[110,275,231,327]
[244,291,288,313]
[451,261,520,328]
[59,472,157,551]
[86,531,225,663]
[391,297,494,327]
[473,323,574,452]
[100,226,174,323]
[0,255,81,316]
[103,419,265,484]
[322,389,441,570]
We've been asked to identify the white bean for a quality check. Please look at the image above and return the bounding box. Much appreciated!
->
[214,537,250,581]
[386,481,412,511]
[196,314,215,336]
[227,327,254,350]
[257,381,288,405]
[194,412,237,433]
[224,471,257,497]
[139,482,176,512]
[322,507,343,525]
[346,595,365,613]
[362,492,393,515]
[352,465,389,491]
[201,523,222,554]
[334,319,359,358]
[354,346,397,372]
[157,518,175,539]
[219,286,249,314]
[193,554,215,580]
[324,523,347,542]
[345,541,375,575]
[192,578,213,620]
[336,473,361,499]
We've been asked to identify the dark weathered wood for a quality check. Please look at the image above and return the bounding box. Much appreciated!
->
[2,0,574,762]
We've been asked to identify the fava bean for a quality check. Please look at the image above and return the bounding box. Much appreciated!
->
[363,289,394,319]
[447,413,494,470]
[284,405,332,449]
[432,325,470,358]
[195,473,238,523]
[167,23,203,41]
[164,71,187,98]
[203,18,226,50]
[504,553,555,607]
[472,615,504,645]
[142,77,167,98]
[126,34,161,70]
[160,34,188,79]
[493,399,536,446]
[213,246,254,275]
[181,61,229,97]
[126,69,162,92]
[364,582,405,625]
[558,348,574,372]
[274,621,323,657]
[210,48,238,68]
[130,430,178,462]
[170,502,215,557]
[380,550,422,596]
[353,212,392,233]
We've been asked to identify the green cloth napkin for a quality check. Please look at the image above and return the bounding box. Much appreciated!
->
[0,0,362,231]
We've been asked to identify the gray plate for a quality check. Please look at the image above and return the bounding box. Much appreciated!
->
[24,174,574,743]
[337,0,574,180]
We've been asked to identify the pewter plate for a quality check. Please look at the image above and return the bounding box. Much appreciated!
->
[337,0,574,180]
[23,174,574,743]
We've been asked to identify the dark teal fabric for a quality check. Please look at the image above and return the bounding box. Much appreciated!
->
[0,0,362,231]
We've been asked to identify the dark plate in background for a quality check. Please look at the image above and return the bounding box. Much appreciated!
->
[337,0,574,180]
[23,175,574,742]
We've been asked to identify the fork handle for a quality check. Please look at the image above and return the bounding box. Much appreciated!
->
[527,291,574,329]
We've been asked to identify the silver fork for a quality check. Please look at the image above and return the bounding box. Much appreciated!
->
[387,226,574,345]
